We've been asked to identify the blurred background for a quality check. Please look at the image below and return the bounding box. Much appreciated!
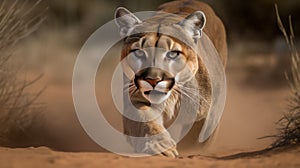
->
[38,0,300,43]
[6,0,300,156]
[21,0,300,83]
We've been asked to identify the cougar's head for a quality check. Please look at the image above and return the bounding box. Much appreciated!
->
[115,7,206,104]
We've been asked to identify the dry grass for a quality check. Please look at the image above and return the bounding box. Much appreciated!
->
[0,0,45,147]
[263,5,300,149]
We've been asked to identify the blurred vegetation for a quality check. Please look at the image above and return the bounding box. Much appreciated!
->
[0,0,44,147]
[216,0,300,42]
[21,0,300,45]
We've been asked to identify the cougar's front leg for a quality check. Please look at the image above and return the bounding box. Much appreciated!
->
[123,116,178,157]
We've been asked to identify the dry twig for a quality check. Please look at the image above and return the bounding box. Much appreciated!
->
[0,0,45,146]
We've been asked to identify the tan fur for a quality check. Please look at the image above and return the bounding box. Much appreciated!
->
[118,0,227,157]
[158,0,227,65]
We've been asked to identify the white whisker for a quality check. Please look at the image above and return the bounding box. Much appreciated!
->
[174,84,210,107]
[181,89,209,105]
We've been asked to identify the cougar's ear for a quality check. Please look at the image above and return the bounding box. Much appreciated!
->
[177,11,206,41]
[115,7,141,37]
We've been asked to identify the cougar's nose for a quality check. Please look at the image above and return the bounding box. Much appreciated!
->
[145,76,162,87]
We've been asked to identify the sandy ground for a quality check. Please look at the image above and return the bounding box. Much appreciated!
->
[1,145,300,168]
[1,30,298,167]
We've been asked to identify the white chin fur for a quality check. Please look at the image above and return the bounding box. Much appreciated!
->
[142,91,171,104]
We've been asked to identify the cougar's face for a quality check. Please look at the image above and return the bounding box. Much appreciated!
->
[122,33,199,104]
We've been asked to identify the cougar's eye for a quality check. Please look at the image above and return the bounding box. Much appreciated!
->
[166,50,182,59]
[131,49,146,58]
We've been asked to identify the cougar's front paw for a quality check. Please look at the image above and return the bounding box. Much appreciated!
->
[142,135,178,158]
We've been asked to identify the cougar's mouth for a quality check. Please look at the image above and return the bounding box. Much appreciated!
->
[142,89,171,104]
[144,90,168,96]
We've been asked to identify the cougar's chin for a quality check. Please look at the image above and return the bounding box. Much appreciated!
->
[142,90,171,104]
